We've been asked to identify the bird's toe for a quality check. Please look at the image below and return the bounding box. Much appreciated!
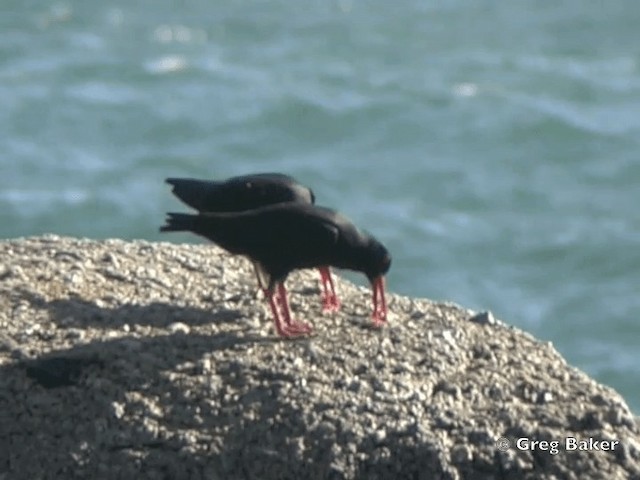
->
[371,313,387,328]
[285,320,313,336]
[321,296,341,314]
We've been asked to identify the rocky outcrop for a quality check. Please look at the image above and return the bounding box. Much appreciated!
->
[1,235,638,479]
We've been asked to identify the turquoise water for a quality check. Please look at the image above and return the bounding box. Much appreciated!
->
[2,1,639,411]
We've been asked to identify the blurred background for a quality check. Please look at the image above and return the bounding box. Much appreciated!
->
[1,1,639,411]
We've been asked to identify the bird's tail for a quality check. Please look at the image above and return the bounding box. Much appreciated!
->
[165,178,219,212]
[159,212,198,233]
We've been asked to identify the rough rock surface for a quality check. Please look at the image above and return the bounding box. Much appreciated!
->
[1,235,639,480]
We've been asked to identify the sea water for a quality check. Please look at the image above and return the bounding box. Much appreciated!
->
[2,0,639,411]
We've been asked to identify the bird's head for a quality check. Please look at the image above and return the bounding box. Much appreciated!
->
[358,235,391,326]
[361,236,392,284]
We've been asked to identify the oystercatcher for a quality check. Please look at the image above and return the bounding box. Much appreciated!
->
[165,173,339,312]
[160,203,391,337]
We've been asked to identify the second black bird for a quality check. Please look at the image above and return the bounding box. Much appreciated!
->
[165,173,340,312]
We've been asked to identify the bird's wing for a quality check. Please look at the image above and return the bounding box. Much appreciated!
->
[256,210,340,251]
[192,207,342,277]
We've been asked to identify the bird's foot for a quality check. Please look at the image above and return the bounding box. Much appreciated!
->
[274,322,310,338]
[321,295,341,313]
[371,311,387,328]
[284,319,313,336]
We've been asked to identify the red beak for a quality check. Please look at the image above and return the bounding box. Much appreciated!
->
[371,276,387,326]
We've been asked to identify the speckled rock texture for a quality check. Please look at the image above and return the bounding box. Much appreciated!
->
[1,235,639,480]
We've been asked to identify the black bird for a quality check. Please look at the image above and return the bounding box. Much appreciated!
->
[165,173,314,212]
[160,203,391,337]
[165,173,340,312]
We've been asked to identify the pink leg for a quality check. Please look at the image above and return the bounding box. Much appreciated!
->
[318,267,340,313]
[371,276,387,327]
[264,288,289,337]
[276,283,312,335]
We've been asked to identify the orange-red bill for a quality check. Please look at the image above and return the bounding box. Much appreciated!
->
[371,276,387,326]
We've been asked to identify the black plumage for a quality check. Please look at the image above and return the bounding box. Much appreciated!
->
[165,173,315,212]
[164,173,339,311]
[161,203,391,337]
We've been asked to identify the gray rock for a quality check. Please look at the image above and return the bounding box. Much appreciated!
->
[0,236,639,480]
[469,310,497,326]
